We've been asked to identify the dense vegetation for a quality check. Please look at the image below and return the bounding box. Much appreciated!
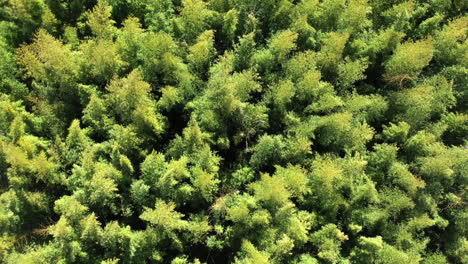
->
[0,0,467,263]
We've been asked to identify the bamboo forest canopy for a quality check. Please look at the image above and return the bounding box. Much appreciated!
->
[0,0,467,263]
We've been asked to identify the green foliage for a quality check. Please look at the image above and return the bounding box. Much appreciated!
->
[0,37,28,99]
[310,224,348,263]
[0,0,466,263]
[17,29,79,93]
[140,200,187,231]
[188,30,216,75]
[177,0,216,43]
[434,17,468,66]
[235,240,270,264]
[384,38,434,85]
[79,39,124,84]
[87,0,115,39]
[391,77,456,128]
